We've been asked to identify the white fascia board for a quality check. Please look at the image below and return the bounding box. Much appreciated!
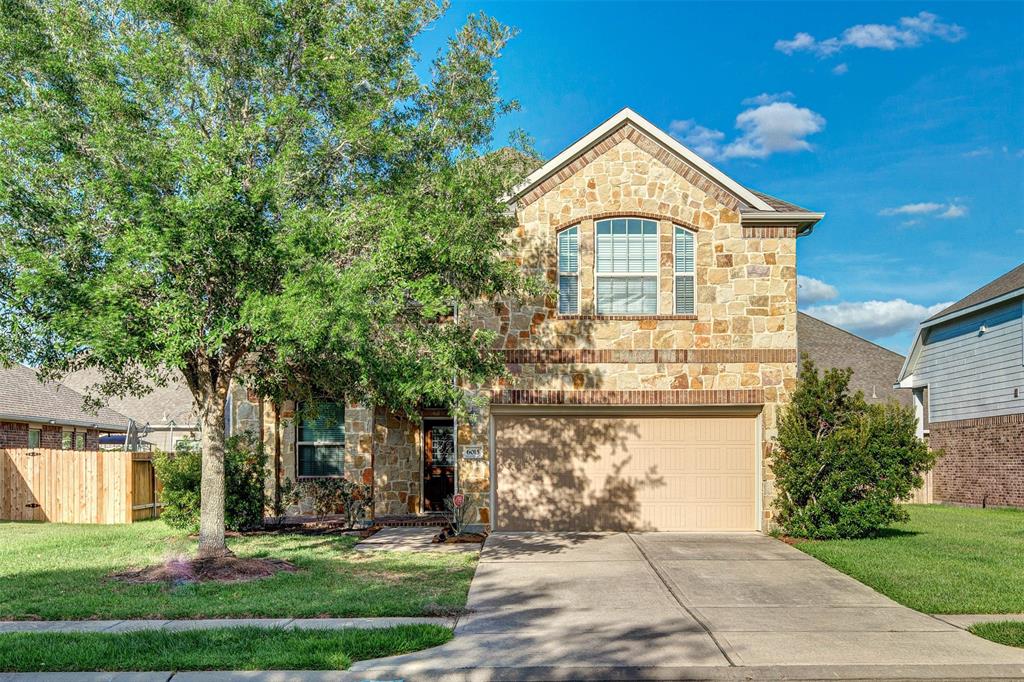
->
[506,108,775,212]
[739,211,825,224]
[919,288,1024,329]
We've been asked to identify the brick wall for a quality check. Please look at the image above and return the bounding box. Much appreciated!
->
[928,413,1024,508]
[0,422,100,450]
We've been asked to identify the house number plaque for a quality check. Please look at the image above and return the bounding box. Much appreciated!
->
[463,445,484,460]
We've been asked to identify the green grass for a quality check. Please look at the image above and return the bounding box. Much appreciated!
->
[0,521,476,620]
[970,622,1024,649]
[0,625,452,671]
[795,505,1024,614]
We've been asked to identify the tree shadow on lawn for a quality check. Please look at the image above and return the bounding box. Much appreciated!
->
[0,541,475,620]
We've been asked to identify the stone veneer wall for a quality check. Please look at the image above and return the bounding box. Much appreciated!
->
[229,121,803,528]
[927,414,1024,508]
[457,122,800,526]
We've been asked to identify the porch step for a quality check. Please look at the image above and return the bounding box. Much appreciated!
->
[373,514,449,527]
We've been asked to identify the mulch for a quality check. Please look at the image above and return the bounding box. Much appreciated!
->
[112,556,298,585]
[433,531,487,545]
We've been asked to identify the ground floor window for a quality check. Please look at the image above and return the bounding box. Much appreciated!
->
[297,401,345,477]
[27,428,40,449]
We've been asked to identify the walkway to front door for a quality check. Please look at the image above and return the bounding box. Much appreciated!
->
[351,532,1024,679]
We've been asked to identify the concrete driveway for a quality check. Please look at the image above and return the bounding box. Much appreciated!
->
[351,532,1024,680]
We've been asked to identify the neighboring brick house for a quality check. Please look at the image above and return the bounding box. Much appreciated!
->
[63,368,200,453]
[231,108,824,532]
[796,312,911,407]
[0,363,130,450]
[896,263,1024,508]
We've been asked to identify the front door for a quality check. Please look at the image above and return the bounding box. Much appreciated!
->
[423,420,455,512]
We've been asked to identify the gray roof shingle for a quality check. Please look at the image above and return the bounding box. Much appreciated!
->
[0,363,131,430]
[925,263,1024,323]
[61,367,199,428]
[797,312,912,406]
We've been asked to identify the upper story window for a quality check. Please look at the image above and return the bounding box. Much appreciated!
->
[674,227,696,315]
[297,401,345,477]
[595,218,658,314]
[557,226,579,314]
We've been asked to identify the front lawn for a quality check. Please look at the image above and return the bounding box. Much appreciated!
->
[0,625,452,671]
[795,505,1024,614]
[970,622,1024,649]
[0,521,476,620]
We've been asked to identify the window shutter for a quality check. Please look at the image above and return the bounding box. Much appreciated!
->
[674,227,696,315]
[558,226,580,314]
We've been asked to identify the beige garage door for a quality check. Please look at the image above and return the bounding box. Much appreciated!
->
[495,413,757,532]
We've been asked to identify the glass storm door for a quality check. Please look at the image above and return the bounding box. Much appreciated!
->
[423,421,455,512]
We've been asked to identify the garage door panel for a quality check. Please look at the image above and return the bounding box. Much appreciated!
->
[496,414,757,532]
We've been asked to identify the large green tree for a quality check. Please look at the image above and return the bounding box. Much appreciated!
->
[0,0,534,557]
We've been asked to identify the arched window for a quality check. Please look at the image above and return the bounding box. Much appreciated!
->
[595,218,658,314]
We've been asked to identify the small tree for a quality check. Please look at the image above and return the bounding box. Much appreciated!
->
[773,357,936,539]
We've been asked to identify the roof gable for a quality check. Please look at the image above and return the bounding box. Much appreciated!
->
[507,107,770,209]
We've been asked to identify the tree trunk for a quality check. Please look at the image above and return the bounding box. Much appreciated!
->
[197,392,231,559]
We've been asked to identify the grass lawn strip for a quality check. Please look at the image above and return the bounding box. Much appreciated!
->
[0,521,476,620]
[0,625,453,672]
[795,505,1024,614]
[969,622,1024,649]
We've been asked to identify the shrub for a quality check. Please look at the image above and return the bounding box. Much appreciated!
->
[154,432,268,532]
[291,478,371,527]
[772,357,936,539]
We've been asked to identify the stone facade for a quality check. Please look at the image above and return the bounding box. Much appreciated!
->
[230,117,809,529]
[927,414,1024,508]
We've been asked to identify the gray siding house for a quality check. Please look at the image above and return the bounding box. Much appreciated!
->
[897,264,1024,508]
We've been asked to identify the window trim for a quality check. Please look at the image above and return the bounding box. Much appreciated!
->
[673,225,697,316]
[556,225,580,315]
[594,217,660,316]
[295,401,346,479]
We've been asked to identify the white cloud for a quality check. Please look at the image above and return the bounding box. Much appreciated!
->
[879,201,968,219]
[672,100,825,161]
[797,275,838,305]
[939,204,967,219]
[879,202,944,216]
[741,91,794,106]
[775,32,817,55]
[775,11,966,58]
[804,299,952,339]
[832,63,849,75]
[962,147,992,158]
[668,120,725,159]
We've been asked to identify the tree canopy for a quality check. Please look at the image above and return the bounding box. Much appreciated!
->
[0,0,535,554]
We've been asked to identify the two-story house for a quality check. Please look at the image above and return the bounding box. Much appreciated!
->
[230,108,824,532]
[896,263,1024,508]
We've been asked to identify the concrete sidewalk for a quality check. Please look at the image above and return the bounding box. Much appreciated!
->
[0,616,454,634]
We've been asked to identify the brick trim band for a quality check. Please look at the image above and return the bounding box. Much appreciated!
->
[518,123,742,211]
[491,389,765,406]
[930,413,1024,429]
[555,314,698,322]
[552,213,702,235]
[503,349,797,364]
[742,226,798,238]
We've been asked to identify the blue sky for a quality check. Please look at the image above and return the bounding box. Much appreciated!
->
[424,1,1024,353]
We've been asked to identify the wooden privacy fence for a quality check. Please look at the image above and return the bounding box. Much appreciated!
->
[0,448,161,524]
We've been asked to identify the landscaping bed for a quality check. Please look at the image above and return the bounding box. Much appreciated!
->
[0,521,476,620]
[794,505,1024,614]
[0,625,452,671]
